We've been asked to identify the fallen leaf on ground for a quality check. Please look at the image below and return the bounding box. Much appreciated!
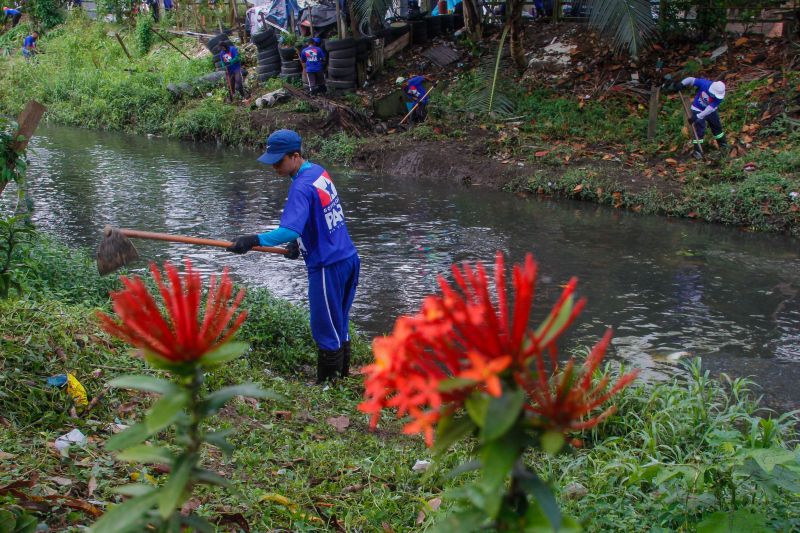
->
[665,158,678,166]
[416,497,443,524]
[326,416,350,433]
[572,184,584,193]
[534,150,549,157]
[87,475,97,497]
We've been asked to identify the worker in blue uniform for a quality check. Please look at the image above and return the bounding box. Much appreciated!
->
[681,77,728,159]
[228,130,360,383]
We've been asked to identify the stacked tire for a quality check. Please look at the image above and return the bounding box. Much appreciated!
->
[252,29,280,82]
[424,15,441,38]
[409,19,427,45]
[326,37,357,92]
[279,46,301,80]
[440,14,454,34]
[207,32,232,72]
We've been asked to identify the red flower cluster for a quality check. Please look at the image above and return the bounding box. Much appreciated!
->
[98,259,247,363]
[359,252,639,446]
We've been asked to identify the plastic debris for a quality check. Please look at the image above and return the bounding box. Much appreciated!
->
[412,460,432,472]
[54,429,87,452]
[47,373,89,407]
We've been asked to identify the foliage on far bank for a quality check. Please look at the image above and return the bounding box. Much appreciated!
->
[0,13,254,145]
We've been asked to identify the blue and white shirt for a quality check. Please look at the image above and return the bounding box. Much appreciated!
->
[300,45,325,73]
[279,162,357,269]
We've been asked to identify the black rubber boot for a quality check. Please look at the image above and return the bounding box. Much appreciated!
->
[717,135,730,156]
[692,147,703,160]
[316,347,343,384]
[341,340,351,378]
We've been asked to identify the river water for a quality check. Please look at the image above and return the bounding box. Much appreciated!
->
[17,125,800,411]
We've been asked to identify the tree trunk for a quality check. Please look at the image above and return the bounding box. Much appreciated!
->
[462,0,483,39]
[507,0,525,71]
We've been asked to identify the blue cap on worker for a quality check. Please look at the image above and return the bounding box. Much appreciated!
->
[257,129,302,164]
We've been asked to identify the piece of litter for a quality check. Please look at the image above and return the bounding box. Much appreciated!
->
[54,429,87,452]
[412,460,432,472]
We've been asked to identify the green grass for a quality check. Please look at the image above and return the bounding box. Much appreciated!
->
[1,234,799,531]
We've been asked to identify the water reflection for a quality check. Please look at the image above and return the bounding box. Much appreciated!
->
[13,125,800,411]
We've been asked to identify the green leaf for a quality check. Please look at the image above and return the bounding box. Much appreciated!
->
[116,445,175,465]
[697,510,770,533]
[180,514,215,533]
[108,375,179,396]
[540,431,565,456]
[429,507,487,533]
[438,377,477,392]
[444,459,482,480]
[158,453,194,519]
[112,483,157,497]
[204,429,234,458]
[201,384,282,416]
[433,415,476,457]
[88,491,160,533]
[742,447,798,473]
[513,464,562,531]
[465,394,489,428]
[145,391,189,434]
[535,294,574,347]
[481,388,525,442]
[479,435,521,518]
[194,468,231,488]
[199,341,249,369]
[105,422,152,452]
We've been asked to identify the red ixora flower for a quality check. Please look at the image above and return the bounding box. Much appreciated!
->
[98,258,247,363]
[359,252,639,447]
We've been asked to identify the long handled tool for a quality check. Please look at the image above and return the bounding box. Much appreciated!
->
[96,225,288,276]
[400,83,437,125]
[679,90,703,159]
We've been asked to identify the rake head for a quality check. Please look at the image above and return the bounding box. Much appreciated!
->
[96,225,139,276]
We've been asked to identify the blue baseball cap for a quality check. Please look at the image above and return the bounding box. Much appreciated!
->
[257,129,302,165]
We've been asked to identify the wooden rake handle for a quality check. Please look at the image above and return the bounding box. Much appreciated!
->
[117,228,288,255]
[679,91,703,156]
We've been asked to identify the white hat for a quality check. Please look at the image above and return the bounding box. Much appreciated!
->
[709,81,725,99]
[395,76,406,85]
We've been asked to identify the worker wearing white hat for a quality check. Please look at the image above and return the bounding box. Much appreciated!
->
[681,77,729,159]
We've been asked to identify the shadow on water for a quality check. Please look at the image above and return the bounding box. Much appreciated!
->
[15,125,800,412]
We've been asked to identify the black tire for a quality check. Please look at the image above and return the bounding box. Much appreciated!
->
[425,15,441,37]
[328,66,356,79]
[329,73,356,82]
[281,66,302,75]
[167,82,181,96]
[258,50,280,62]
[278,46,298,61]
[327,79,355,90]
[281,61,301,71]
[328,56,355,69]
[328,48,356,60]
[410,20,427,44]
[280,73,300,80]
[324,37,356,51]
[251,29,276,46]
[356,37,371,54]
[257,64,281,75]
[206,33,228,50]
[440,14,454,33]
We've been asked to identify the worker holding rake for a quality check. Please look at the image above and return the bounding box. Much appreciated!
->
[228,130,360,384]
[681,76,729,160]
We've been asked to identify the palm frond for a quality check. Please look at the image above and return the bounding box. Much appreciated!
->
[489,25,509,113]
[587,0,656,58]
[352,0,393,26]
[464,88,517,118]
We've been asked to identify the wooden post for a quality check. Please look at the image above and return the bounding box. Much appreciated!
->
[647,84,660,140]
[0,101,46,198]
[553,0,560,22]
[114,32,132,60]
[334,0,343,38]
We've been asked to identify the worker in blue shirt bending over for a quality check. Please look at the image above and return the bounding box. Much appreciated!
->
[398,74,433,124]
[681,76,728,159]
[3,6,21,27]
[228,130,360,383]
[21,31,37,59]
[300,37,326,95]
[220,42,245,101]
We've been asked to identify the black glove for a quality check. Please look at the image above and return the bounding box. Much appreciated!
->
[688,115,696,125]
[285,241,300,260]
[227,234,259,254]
